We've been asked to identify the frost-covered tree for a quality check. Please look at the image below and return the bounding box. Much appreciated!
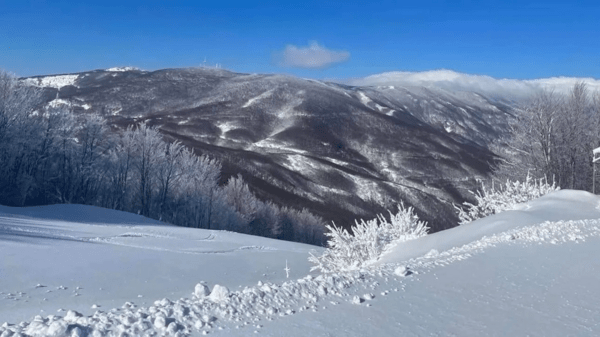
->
[71,113,110,203]
[291,208,326,245]
[105,125,136,210]
[130,123,166,217]
[0,70,45,205]
[155,140,185,216]
[176,151,222,230]
[222,174,258,224]
[0,68,326,245]
[0,71,42,144]
[455,175,559,225]
[559,82,600,189]
[309,202,428,273]
[494,82,600,191]
[219,174,325,243]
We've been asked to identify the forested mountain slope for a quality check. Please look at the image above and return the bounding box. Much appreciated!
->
[23,67,513,231]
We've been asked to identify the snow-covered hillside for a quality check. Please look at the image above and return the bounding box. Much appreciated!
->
[21,68,503,233]
[3,190,600,336]
[22,75,79,89]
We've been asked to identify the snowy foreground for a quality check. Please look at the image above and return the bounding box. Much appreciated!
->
[3,190,600,336]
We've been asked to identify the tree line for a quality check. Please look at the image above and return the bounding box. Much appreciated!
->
[493,82,600,191]
[0,70,324,245]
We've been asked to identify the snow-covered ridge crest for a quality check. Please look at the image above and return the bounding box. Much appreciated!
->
[379,189,600,266]
[22,74,79,89]
[106,66,139,72]
[348,69,600,99]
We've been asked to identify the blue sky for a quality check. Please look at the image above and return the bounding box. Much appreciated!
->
[1,0,599,79]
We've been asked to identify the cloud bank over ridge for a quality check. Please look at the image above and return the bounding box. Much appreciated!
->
[346,70,600,100]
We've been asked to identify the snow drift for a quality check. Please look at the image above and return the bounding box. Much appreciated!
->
[2,190,600,336]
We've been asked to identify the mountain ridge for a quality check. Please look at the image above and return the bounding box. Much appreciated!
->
[22,67,511,232]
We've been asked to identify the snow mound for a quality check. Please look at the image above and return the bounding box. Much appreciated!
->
[379,190,600,265]
[0,204,165,226]
[194,283,210,298]
[208,284,230,302]
[394,265,409,277]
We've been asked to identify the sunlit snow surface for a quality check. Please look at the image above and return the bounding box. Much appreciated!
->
[106,67,139,72]
[242,89,275,108]
[0,205,318,327]
[22,75,79,88]
[3,190,600,336]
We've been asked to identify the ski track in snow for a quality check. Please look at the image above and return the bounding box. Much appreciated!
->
[3,215,600,336]
[0,217,279,256]
[86,236,275,255]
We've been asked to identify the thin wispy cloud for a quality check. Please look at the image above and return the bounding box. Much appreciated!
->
[277,42,350,69]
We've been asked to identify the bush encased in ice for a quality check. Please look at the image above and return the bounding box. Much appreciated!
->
[309,202,429,273]
[455,175,559,225]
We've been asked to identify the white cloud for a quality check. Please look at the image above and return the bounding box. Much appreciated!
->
[277,42,350,69]
[347,69,600,100]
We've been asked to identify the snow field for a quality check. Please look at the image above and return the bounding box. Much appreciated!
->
[0,272,364,336]
[22,75,79,89]
[106,67,139,72]
[379,218,600,279]
[4,191,600,336]
[4,216,600,336]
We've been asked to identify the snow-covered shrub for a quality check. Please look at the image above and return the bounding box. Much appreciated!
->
[309,202,428,273]
[455,175,559,225]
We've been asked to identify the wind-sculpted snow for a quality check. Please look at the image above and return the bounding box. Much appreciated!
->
[1,220,596,336]
[0,204,319,327]
[3,193,600,336]
[379,218,600,276]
